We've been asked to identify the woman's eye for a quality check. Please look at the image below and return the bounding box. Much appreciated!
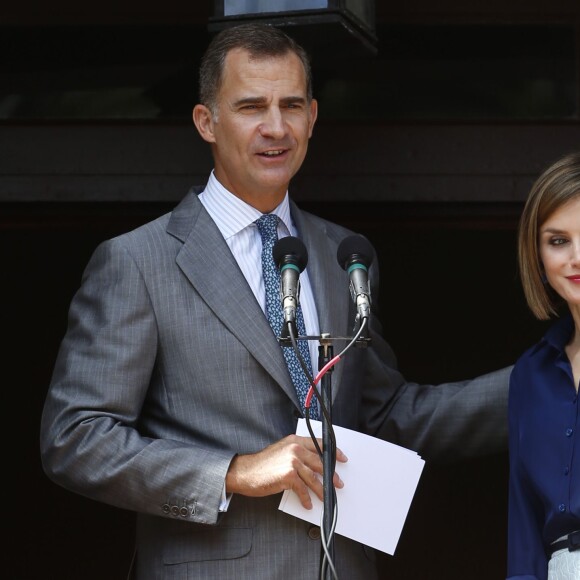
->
[549,237,568,246]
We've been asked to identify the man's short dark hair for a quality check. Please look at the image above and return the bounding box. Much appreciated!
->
[199,22,313,117]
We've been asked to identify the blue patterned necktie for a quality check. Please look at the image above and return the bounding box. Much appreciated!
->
[255,214,319,420]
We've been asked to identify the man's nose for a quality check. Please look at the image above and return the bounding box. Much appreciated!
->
[259,107,286,139]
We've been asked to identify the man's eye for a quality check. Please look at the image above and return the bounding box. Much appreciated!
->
[238,104,262,111]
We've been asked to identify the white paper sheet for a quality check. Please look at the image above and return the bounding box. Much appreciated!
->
[278,419,425,555]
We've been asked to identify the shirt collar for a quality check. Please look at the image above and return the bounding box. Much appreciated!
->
[533,312,574,355]
[200,171,294,239]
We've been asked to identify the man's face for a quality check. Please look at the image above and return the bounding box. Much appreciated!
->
[193,48,317,212]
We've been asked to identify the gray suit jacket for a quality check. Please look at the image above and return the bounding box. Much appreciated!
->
[40,188,510,579]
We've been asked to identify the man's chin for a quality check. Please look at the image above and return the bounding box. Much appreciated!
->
[253,170,294,192]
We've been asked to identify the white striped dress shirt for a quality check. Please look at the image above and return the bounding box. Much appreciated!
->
[198,171,321,373]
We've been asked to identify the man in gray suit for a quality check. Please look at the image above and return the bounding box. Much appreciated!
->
[40,22,510,580]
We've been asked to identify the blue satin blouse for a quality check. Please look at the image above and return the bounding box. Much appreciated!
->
[507,313,580,580]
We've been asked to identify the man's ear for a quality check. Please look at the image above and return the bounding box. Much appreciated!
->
[192,104,216,143]
[308,98,318,138]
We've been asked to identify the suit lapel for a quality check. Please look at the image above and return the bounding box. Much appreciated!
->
[167,190,299,406]
[292,205,351,400]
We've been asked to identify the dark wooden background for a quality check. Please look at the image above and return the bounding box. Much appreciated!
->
[3,1,580,578]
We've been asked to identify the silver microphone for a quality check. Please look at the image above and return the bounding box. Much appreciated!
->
[272,236,308,327]
[337,234,375,320]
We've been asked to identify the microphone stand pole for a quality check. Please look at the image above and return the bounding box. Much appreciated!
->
[318,332,335,579]
[291,324,368,579]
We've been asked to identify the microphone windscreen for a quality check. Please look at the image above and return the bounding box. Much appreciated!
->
[336,235,374,270]
[273,236,308,272]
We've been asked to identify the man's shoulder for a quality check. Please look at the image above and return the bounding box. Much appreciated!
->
[292,203,357,241]
[113,186,204,244]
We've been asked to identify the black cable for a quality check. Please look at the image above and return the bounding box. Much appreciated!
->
[286,318,369,580]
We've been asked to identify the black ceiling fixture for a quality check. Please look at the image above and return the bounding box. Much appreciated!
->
[208,1,378,57]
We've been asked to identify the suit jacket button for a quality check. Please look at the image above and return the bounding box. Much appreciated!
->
[171,505,180,516]
[308,525,321,540]
[179,506,189,517]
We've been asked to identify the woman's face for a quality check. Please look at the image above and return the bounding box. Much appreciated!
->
[539,196,580,312]
[192,48,317,213]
